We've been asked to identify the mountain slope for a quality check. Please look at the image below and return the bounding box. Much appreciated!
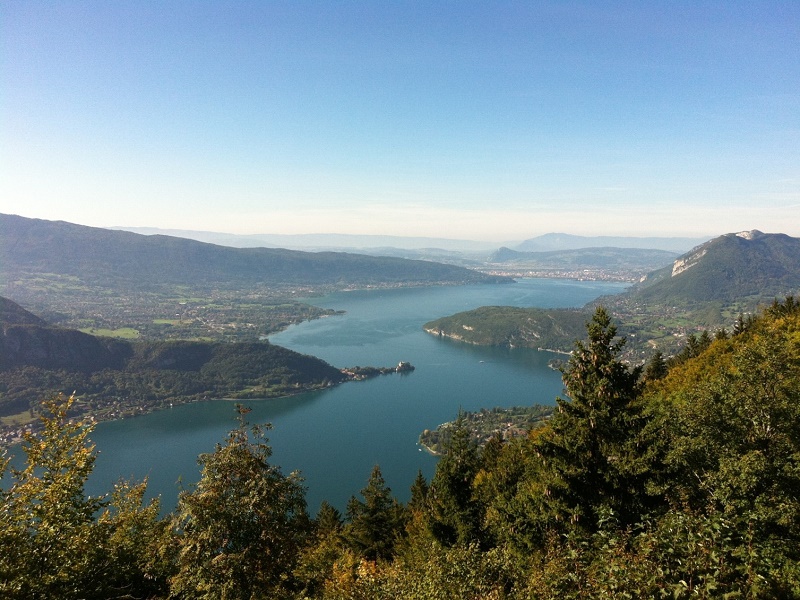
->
[0,296,47,326]
[627,231,800,306]
[0,214,506,290]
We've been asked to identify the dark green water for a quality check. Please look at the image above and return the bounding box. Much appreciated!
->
[51,279,628,513]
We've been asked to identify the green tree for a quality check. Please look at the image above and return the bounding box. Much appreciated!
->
[96,480,174,598]
[344,464,406,561]
[315,500,344,536]
[474,430,550,555]
[642,349,668,382]
[641,298,800,595]
[0,394,108,598]
[664,322,800,558]
[0,393,169,599]
[171,406,309,599]
[426,413,484,547]
[294,501,345,598]
[537,306,649,529]
[407,469,429,516]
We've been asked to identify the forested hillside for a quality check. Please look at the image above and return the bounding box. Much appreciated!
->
[1,213,509,345]
[0,297,346,427]
[3,298,798,598]
[0,214,506,290]
[626,230,800,306]
[424,306,589,351]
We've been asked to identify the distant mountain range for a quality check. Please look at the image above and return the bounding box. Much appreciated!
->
[513,233,708,254]
[111,226,708,255]
[110,227,501,253]
[487,247,678,274]
[1,214,506,290]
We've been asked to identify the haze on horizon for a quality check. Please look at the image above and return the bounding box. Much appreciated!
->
[2,2,799,241]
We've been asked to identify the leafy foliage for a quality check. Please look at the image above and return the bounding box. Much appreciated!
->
[171,406,309,599]
[0,393,169,599]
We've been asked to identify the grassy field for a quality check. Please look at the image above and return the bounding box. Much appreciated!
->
[79,327,141,339]
[1,411,36,427]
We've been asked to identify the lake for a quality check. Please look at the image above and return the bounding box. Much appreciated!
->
[58,278,628,513]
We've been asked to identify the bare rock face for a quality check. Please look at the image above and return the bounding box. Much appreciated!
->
[671,247,708,277]
[735,230,764,241]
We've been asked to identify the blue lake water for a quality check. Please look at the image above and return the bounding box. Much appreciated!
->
[31,279,628,513]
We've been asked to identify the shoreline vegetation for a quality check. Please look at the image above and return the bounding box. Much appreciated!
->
[418,405,553,455]
[422,307,590,355]
[0,360,415,446]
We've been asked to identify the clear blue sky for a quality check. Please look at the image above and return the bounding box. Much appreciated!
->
[3,1,799,240]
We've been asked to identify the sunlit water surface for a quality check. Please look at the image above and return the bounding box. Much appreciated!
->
[13,278,628,513]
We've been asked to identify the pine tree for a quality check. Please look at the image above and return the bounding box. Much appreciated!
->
[344,464,405,561]
[426,412,484,547]
[315,500,344,536]
[643,350,668,382]
[537,307,648,529]
[408,469,429,515]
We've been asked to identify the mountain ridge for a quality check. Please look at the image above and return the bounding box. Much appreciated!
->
[514,232,708,253]
[0,214,507,290]
[626,230,800,305]
[109,225,707,254]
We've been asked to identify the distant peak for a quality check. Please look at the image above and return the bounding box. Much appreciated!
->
[734,230,764,240]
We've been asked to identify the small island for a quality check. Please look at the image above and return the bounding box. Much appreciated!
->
[342,361,415,380]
